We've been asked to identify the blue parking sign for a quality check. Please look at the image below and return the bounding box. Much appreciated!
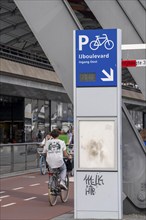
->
[75,29,118,87]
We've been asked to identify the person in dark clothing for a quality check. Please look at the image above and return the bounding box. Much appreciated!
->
[37,130,42,142]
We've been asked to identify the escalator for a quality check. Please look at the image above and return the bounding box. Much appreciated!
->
[14,0,146,214]
[122,103,146,214]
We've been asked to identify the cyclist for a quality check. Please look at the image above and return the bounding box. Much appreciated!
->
[43,129,71,190]
[40,132,52,148]
[38,132,52,171]
[67,127,74,146]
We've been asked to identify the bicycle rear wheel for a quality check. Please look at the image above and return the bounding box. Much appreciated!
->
[40,155,46,175]
[48,177,58,206]
[60,174,69,203]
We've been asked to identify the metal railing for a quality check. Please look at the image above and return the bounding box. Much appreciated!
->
[0,142,41,175]
[0,143,74,177]
[0,44,54,71]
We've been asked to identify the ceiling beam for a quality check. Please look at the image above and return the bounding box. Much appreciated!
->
[22,41,38,50]
[0,21,26,35]
[0,8,20,19]
[122,44,146,50]
[6,32,34,46]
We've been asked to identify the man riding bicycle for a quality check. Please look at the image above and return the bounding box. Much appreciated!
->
[43,129,71,190]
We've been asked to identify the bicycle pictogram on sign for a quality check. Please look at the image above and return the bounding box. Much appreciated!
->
[90,34,114,50]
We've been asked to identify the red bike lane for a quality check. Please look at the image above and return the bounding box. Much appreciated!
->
[0,172,74,220]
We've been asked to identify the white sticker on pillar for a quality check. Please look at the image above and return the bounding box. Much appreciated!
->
[78,117,117,170]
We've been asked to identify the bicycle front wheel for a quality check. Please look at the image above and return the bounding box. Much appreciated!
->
[104,40,114,50]
[40,155,46,175]
[60,174,69,203]
[89,40,99,50]
[48,177,58,206]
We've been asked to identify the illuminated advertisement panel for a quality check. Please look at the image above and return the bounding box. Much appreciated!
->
[78,118,117,170]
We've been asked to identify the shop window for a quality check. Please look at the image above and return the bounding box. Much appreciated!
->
[0,95,24,143]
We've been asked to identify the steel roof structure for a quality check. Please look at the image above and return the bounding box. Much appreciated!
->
[0,0,46,57]
[0,0,141,86]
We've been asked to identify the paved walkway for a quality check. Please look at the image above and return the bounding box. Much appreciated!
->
[51,211,146,220]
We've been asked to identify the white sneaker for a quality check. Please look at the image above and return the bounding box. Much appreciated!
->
[60,180,67,190]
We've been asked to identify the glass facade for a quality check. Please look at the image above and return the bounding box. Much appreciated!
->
[0,95,24,143]
[24,98,73,142]
[0,95,73,144]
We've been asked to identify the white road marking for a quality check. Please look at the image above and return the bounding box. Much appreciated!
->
[29,183,40,186]
[0,195,10,199]
[23,175,36,178]
[0,191,5,194]
[69,177,74,182]
[45,181,49,183]
[12,187,24,190]
[43,193,48,196]
[24,197,37,201]
[1,203,16,208]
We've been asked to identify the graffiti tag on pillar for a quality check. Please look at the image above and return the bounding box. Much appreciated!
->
[83,173,104,195]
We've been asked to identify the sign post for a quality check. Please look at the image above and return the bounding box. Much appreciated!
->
[74,29,122,219]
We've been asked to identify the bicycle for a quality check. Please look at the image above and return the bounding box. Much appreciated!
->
[48,165,69,206]
[37,148,47,175]
[90,34,114,50]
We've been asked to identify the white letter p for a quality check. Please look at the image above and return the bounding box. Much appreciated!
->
[79,35,89,51]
